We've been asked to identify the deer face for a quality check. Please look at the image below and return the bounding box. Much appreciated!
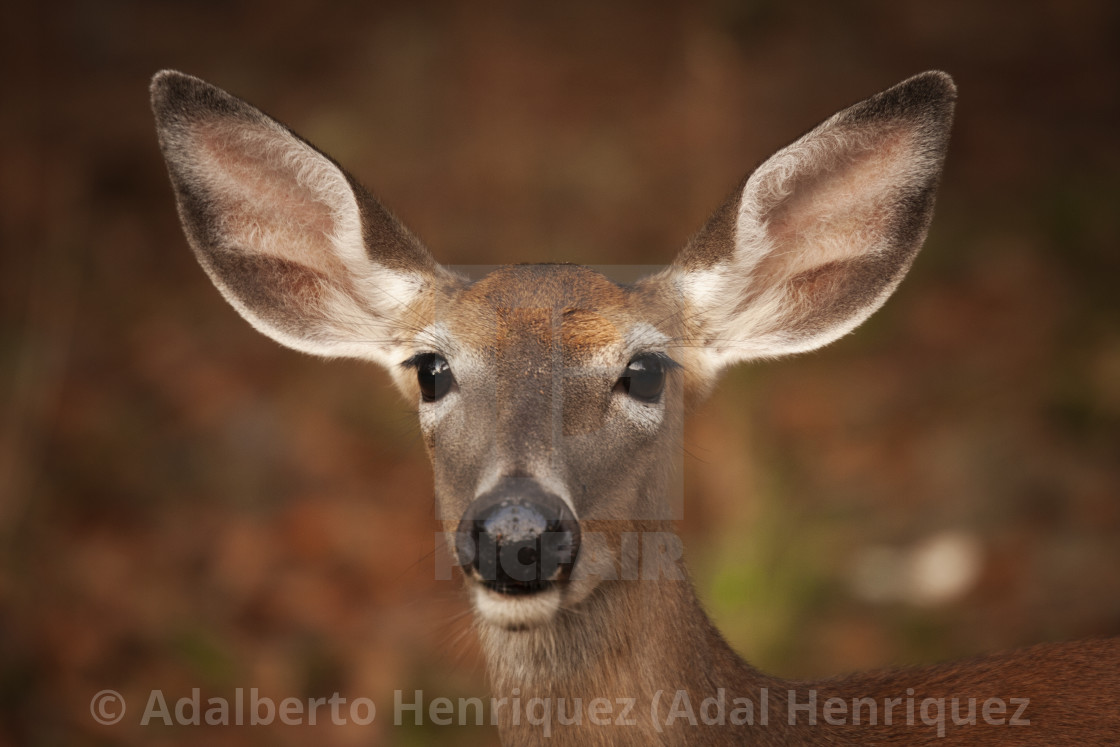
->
[408,264,687,628]
[151,68,954,638]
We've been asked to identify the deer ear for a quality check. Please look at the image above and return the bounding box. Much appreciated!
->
[663,71,955,373]
[150,70,454,367]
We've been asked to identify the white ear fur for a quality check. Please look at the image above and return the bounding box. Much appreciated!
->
[662,71,956,376]
[151,70,449,368]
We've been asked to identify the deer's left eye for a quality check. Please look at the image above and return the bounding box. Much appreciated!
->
[618,353,667,402]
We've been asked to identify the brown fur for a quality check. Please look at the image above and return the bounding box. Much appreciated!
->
[151,69,1120,745]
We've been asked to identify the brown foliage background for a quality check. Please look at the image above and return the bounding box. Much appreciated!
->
[2,1,1118,745]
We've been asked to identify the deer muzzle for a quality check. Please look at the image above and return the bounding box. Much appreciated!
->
[456,480,580,595]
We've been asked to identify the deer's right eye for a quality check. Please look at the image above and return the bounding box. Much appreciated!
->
[413,353,455,402]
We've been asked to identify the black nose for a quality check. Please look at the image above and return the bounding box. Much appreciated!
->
[456,481,580,596]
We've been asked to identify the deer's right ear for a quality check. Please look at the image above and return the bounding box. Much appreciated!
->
[659,71,955,378]
[151,70,452,368]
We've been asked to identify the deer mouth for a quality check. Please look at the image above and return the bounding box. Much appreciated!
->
[470,582,564,629]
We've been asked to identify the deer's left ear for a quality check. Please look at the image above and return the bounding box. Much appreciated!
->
[658,71,955,374]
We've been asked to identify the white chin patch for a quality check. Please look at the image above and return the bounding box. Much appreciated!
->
[471,584,561,629]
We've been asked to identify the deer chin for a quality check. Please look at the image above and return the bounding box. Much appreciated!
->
[470,581,563,630]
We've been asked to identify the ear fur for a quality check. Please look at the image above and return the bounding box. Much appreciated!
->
[150,70,455,368]
[655,71,956,378]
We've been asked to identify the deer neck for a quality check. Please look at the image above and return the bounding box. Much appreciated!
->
[478,566,787,745]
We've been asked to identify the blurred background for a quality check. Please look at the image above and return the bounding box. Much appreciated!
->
[2,0,1118,744]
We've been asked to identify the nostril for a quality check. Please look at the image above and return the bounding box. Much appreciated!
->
[457,488,581,596]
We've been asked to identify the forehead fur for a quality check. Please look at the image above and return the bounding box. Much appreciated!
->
[448,265,634,361]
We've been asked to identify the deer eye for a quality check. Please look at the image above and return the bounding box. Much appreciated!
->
[618,353,667,402]
[412,353,455,402]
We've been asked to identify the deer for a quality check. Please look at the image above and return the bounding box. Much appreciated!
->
[150,69,1120,745]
